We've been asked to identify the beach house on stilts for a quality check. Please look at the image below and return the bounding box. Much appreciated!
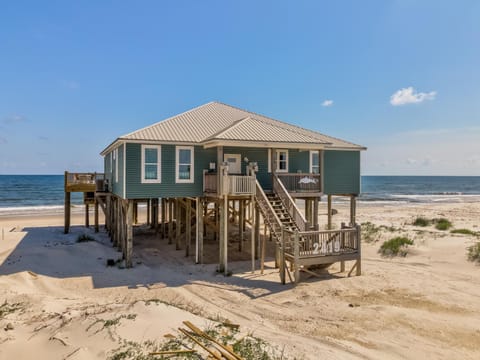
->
[70,102,366,283]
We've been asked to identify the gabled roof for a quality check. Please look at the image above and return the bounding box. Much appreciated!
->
[101,102,365,155]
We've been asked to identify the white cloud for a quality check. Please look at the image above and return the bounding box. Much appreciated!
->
[390,87,436,106]
[321,99,333,107]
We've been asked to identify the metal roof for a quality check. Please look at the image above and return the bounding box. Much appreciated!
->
[102,102,365,154]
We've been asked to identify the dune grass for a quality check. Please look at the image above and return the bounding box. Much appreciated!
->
[379,237,414,257]
[451,228,478,236]
[413,217,430,227]
[467,242,480,263]
[434,218,453,231]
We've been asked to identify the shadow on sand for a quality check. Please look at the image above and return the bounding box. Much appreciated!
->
[0,225,344,298]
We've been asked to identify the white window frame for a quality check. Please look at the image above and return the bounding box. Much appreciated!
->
[176,146,194,183]
[310,150,320,174]
[275,149,289,173]
[141,145,162,184]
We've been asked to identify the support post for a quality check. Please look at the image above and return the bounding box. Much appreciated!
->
[219,195,228,274]
[161,198,166,239]
[64,191,71,234]
[327,195,332,230]
[168,199,173,244]
[294,231,300,284]
[350,195,356,226]
[239,199,244,251]
[196,197,204,264]
[250,196,255,272]
[356,224,362,276]
[261,219,266,274]
[280,229,285,284]
[147,199,151,226]
[176,198,181,250]
[254,205,260,260]
[126,200,133,268]
[313,197,319,230]
[185,199,191,257]
[94,197,99,232]
[133,201,138,224]
[85,203,90,228]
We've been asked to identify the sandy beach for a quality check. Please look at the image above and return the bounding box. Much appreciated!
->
[1,201,479,359]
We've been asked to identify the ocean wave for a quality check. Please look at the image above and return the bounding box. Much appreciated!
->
[0,204,85,216]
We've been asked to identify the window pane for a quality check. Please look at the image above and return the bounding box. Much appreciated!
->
[311,152,319,166]
[279,161,287,170]
[179,149,191,164]
[278,152,287,161]
[179,164,191,180]
[312,165,320,174]
[145,148,157,163]
[145,164,158,180]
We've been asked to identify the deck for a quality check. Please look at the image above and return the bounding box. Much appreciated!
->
[280,225,361,283]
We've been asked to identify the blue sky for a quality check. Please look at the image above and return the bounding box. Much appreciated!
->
[1,1,479,175]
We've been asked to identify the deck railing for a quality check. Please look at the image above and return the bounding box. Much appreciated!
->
[283,226,360,257]
[276,173,322,193]
[273,174,308,231]
[65,172,105,191]
[280,224,361,283]
[203,172,255,196]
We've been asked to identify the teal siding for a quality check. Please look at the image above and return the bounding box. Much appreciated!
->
[288,149,309,173]
[116,143,360,198]
[323,150,360,195]
[125,143,216,198]
[111,144,125,197]
[104,152,112,189]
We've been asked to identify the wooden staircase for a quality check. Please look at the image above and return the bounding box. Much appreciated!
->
[265,193,300,233]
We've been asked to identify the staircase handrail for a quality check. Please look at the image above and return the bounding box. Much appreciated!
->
[255,179,283,236]
[273,174,308,231]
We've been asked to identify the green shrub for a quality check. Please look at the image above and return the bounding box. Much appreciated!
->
[379,237,414,257]
[77,234,95,242]
[413,217,430,227]
[434,218,453,231]
[451,229,478,236]
[467,242,480,263]
[361,222,381,243]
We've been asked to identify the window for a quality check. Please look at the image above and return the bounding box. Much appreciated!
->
[310,150,320,174]
[141,145,161,183]
[176,146,194,183]
[275,150,288,172]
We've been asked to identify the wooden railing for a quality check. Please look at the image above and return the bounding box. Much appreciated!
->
[283,226,360,257]
[203,172,255,196]
[229,175,255,195]
[255,180,283,240]
[273,174,308,231]
[280,225,361,283]
[65,172,105,192]
[276,173,321,193]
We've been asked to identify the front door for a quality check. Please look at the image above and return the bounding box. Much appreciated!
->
[224,154,242,174]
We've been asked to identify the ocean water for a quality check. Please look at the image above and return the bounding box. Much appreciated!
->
[360,176,480,204]
[0,175,83,215]
[0,175,479,215]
